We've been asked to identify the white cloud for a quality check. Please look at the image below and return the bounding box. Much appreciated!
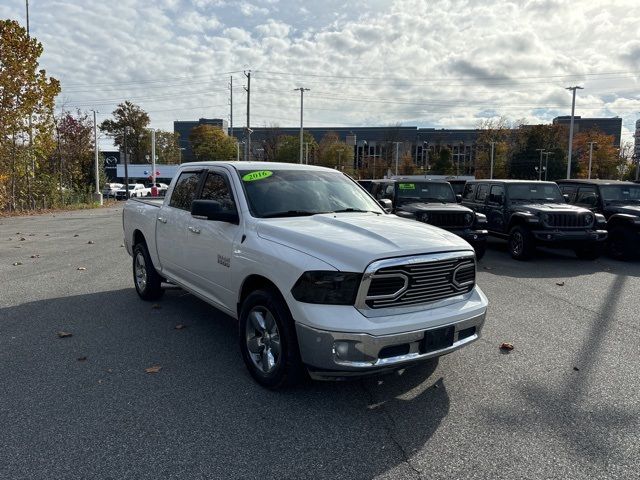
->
[1,0,638,146]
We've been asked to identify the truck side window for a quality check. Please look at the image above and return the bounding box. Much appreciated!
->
[169,172,201,211]
[475,184,489,202]
[575,186,598,207]
[489,185,504,205]
[560,185,577,202]
[201,173,237,213]
[462,184,475,201]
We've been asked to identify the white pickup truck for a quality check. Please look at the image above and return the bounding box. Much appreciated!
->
[123,162,488,388]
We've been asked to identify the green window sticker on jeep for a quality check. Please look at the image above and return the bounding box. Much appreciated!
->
[399,183,415,190]
[242,170,273,182]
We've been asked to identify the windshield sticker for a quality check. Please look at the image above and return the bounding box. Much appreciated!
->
[242,170,273,182]
[399,183,415,190]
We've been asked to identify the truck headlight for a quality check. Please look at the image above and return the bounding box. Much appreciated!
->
[291,271,362,305]
[464,213,473,225]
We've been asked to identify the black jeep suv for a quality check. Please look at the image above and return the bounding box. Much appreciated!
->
[461,180,608,260]
[557,179,640,260]
[368,179,488,259]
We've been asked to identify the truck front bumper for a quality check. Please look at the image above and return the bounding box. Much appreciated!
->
[531,229,608,243]
[295,311,486,380]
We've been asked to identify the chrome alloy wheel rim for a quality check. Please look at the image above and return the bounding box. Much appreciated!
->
[245,306,281,374]
[135,252,148,291]
[511,232,524,256]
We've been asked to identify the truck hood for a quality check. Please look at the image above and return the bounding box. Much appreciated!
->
[256,212,472,272]
[397,202,472,214]
[513,203,588,213]
[607,205,640,216]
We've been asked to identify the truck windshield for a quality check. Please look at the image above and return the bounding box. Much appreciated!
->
[397,182,455,203]
[239,169,384,218]
[600,185,640,203]
[507,183,564,203]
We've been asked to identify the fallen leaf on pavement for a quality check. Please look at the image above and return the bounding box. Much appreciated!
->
[77,356,87,361]
[73,234,79,237]
[77,267,86,271]
[145,365,162,374]
[12,262,22,266]
[119,244,125,247]
[56,331,73,338]
[556,281,565,286]
[175,324,187,330]
[483,266,493,270]
[573,366,580,371]
[45,234,50,236]
[87,240,95,244]
[19,237,26,241]
[30,254,40,258]
[499,342,514,351]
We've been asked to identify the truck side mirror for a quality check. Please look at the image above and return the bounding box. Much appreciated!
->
[378,198,393,212]
[563,194,570,202]
[456,194,462,203]
[191,200,239,224]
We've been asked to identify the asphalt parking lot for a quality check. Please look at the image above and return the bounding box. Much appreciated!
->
[1,205,638,480]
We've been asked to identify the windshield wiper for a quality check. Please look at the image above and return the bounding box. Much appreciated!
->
[261,210,330,218]
[331,208,382,214]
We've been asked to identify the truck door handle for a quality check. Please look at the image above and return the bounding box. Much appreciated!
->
[187,226,201,234]
[157,217,167,224]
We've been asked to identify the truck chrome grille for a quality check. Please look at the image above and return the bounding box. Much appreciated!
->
[544,212,592,228]
[425,212,471,228]
[361,253,476,310]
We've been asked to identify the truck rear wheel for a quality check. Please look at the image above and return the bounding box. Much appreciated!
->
[133,243,164,300]
[239,288,305,389]
[508,226,535,260]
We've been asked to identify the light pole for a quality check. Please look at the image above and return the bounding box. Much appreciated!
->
[587,141,597,179]
[566,86,584,179]
[489,141,496,179]
[544,151,554,180]
[294,87,310,164]
[393,142,401,176]
[91,110,103,205]
[536,148,545,181]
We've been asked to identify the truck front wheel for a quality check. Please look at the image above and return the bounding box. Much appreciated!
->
[239,288,305,389]
[132,243,164,300]
[508,225,535,260]
[608,226,636,260]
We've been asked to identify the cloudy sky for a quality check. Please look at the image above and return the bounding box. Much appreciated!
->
[2,0,639,148]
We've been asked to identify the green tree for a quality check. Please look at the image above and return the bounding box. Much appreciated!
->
[275,133,318,163]
[189,124,236,162]
[316,132,353,170]
[99,101,150,164]
[0,20,60,211]
[431,147,454,175]
[139,130,181,164]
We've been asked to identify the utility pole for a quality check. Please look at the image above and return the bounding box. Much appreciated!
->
[305,142,309,164]
[91,110,102,205]
[26,0,29,36]
[294,87,310,164]
[244,70,251,161]
[536,148,545,181]
[123,127,129,199]
[489,141,496,179]
[337,151,342,170]
[566,86,583,179]
[587,141,597,179]
[544,151,554,181]
[151,128,157,194]
[229,76,233,139]
[393,142,401,176]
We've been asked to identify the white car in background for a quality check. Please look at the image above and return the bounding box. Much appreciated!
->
[116,183,150,200]
[102,183,124,198]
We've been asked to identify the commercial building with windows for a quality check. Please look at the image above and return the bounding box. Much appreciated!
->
[552,116,622,147]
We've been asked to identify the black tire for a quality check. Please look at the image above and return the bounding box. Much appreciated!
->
[574,244,603,260]
[508,225,535,260]
[608,226,636,260]
[132,242,164,300]
[473,242,486,261]
[238,288,305,389]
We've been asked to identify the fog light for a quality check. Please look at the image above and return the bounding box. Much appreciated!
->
[473,234,478,240]
[334,342,350,359]
[546,234,552,240]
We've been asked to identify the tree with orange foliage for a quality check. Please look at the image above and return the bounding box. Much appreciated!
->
[573,130,623,180]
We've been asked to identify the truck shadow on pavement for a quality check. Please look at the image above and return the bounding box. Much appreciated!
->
[480,237,640,279]
[0,287,449,479]
[481,274,639,468]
